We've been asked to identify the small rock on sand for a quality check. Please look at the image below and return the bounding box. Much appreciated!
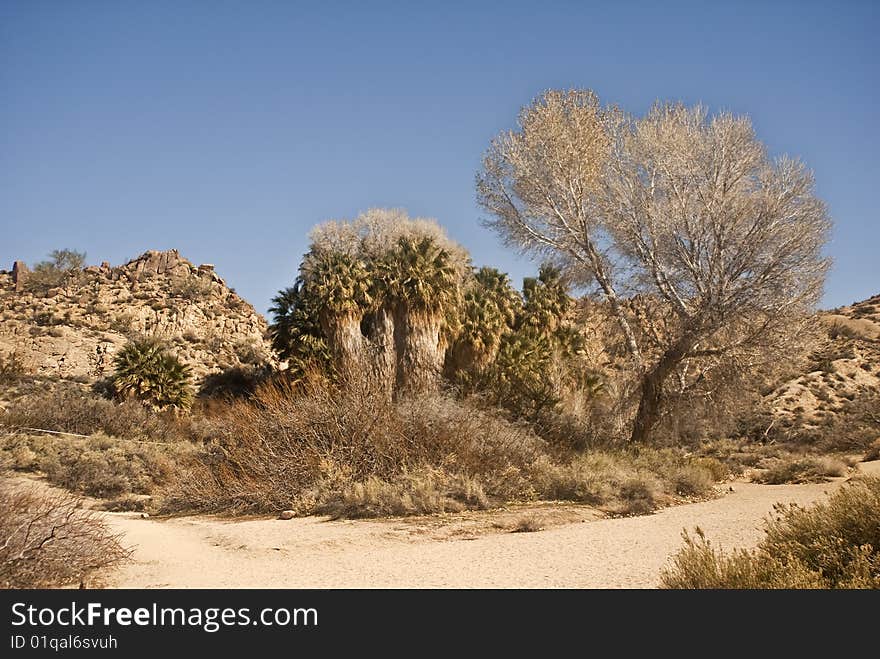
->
[279,510,296,520]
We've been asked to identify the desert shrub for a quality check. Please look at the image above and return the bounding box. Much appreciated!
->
[512,516,544,533]
[167,367,723,517]
[199,365,268,400]
[23,249,86,292]
[826,319,867,341]
[515,447,716,515]
[312,469,490,518]
[110,339,193,409]
[232,339,266,366]
[661,477,880,589]
[100,495,149,512]
[0,385,193,441]
[659,529,826,589]
[171,275,213,300]
[0,351,27,385]
[753,456,848,484]
[0,478,129,588]
[168,371,544,515]
[0,433,186,497]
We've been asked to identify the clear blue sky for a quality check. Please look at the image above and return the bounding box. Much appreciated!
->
[2,0,877,315]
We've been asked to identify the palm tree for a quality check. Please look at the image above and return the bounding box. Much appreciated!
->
[272,210,472,395]
[519,265,570,336]
[379,235,462,394]
[299,250,373,372]
[269,282,331,379]
[111,339,193,409]
[446,267,521,384]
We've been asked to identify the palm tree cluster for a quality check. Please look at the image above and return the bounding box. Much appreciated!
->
[272,212,603,416]
[271,209,471,396]
[110,338,193,410]
[453,265,601,420]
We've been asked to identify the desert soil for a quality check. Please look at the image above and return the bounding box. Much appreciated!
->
[96,460,879,589]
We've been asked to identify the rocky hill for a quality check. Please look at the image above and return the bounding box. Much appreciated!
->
[768,294,880,433]
[0,250,273,383]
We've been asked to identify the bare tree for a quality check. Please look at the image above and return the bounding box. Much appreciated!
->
[478,90,831,442]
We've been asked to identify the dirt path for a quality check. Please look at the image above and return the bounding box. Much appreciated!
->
[101,461,879,589]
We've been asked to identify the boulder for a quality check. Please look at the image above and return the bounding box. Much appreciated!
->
[12,260,29,292]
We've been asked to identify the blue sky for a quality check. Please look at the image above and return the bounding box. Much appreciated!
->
[2,0,877,315]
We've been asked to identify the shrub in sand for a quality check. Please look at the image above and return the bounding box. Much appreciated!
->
[0,477,129,588]
[661,476,880,589]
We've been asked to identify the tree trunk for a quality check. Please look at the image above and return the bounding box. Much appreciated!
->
[364,307,395,399]
[630,333,696,443]
[393,308,443,396]
[322,311,365,376]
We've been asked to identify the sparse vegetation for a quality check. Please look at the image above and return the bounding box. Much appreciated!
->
[753,456,848,485]
[171,275,213,300]
[0,433,186,498]
[661,477,880,589]
[0,385,195,441]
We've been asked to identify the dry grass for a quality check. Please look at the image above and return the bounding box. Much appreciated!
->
[311,469,491,519]
[661,476,880,589]
[0,433,191,498]
[0,384,201,442]
[0,477,130,588]
[511,516,544,533]
[163,370,723,518]
[531,449,721,516]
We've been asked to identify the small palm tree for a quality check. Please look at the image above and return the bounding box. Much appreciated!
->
[111,339,193,410]
[269,282,331,378]
[519,264,570,336]
[484,330,559,419]
[447,267,521,381]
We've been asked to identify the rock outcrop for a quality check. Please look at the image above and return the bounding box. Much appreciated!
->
[0,250,274,382]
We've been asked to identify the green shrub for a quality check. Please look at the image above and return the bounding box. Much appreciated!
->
[661,476,880,589]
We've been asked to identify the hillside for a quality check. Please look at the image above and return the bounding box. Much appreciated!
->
[0,249,273,383]
[767,294,880,440]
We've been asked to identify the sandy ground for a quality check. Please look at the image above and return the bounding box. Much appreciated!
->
[99,460,880,589]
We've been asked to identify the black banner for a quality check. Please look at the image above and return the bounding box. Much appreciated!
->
[1,589,875,653]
